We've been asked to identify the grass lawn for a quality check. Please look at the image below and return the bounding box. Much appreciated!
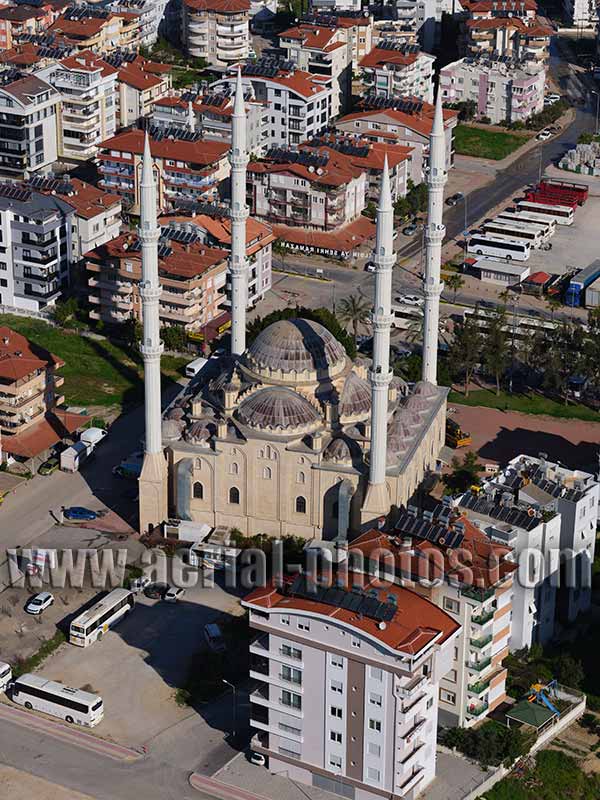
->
[0,315,187,411]
[448,387,600,423]
[453,124,529,160]
[484,750,600,799]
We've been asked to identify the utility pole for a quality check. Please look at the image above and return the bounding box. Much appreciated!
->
[222,679,237,740]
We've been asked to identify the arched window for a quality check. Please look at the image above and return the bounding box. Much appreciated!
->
[193,482,203,499]
[332,501,339,519]
[230,462,239,475]
[263,466,272,480]
[297,471,305,484]
[296,496,307,514]
[229,487,240,505]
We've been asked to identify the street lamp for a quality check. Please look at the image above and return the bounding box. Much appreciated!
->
[222,679,237,740]
[591,91,599,136]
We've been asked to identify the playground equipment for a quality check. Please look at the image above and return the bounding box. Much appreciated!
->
[528,680,559,716]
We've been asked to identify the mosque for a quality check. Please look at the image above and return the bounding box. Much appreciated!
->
[138,72,449,539]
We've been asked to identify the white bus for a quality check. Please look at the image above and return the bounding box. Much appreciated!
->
[483,221,546,248]
[69,588,134,648]
[11,673,104,727]
[391,304,423,330]
[496,210,556,238]
[467,235,531,262]
[517,200,574,225]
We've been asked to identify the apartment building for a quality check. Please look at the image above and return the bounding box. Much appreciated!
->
[496,455,599,625]
[161,214,275,308]
[279,23,352,117]
[0,39,77,70]
[0,183,74,311]
[351,503,516,729]
[310,0,362,12]
[97,128,230,214]
[462,15,552,62]
[0,4,56,51]
[0,325,64,440]
[86,225,228,332]
[27,176,122,260]
[359,42,435,104]
[0,71,59,178]
[109,0,169,46]
[563,0,597,26]
[36,50,117,162]
[336,98,458,179]
[113,54,172,128]
[292,11,373,69]
[440,55,545,125]
[48,6,142,53]
[212,60,333,148]
[181,0,250,67]
[244,573,460,800]
[247,147,366,231]
[151,90,269,155]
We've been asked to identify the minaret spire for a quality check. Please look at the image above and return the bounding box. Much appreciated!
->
[229,68,249,357]
[138,132,168,533]
[421,90,447,384]
[362,156,395,520]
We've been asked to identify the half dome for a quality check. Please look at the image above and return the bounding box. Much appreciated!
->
[236,387,321,432]
[338,371,371,419]
[244,319,346,381]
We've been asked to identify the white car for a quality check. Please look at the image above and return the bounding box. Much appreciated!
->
[399,294,424,307]
[250,752,266,766]
[130,575,151,594]
[25,592,54,615]
[546,93,560,103]
[536,129,552,141]
[164,586,185,603]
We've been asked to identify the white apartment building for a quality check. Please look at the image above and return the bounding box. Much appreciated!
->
[440,56,545,125]
[212,62,333,148]
[114,55,172,128]
[110,0,169,46]
[352,503,516,729]
[247,147,367,230]
[0,72,59,178]
[505,454,600,624]
[298,12,373,70]
[459,488,560,651]
[0,184,74,311]
[563,0,597,27]
[244,573,460,800]
[279,23,352,117]
[359,42,435,103]
[151,90,269,155]
[181,0,250,67]
[36,52,117,163]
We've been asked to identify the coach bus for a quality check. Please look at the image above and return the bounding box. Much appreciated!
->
[467,235,531,262]
[517,200,574,225]
[69,588,135,648]
[11,673,104,727]
[494,212,555,241]
[483,220,546,248]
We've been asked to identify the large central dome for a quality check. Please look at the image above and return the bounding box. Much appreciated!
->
[243,319,347,382]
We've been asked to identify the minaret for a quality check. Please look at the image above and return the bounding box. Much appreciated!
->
[138,133,168,534]
[422,91,447,385]
[229,68,249,357]
[362,157,395,520]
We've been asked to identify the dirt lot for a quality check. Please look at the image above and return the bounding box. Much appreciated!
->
[550,713,600,775]
[0,765,95,800]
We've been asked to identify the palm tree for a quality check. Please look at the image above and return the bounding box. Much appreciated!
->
[337,293,371,344]
[445,273,464,303]
[546,297,561,323]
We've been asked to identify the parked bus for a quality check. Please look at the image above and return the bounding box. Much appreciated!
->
[10,673,104,727]
[467,235,531,262]
[69,588,134,647]
[517,200,574,225]
[495,210,556,239]
[483,220,547,248]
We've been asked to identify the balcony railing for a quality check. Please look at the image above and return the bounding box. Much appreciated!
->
[470,634,493,649]
[471,608,495,626]
[467,678,490,695]
[466,700,489,718]
[462,585,496,603]
[467,657,492,673]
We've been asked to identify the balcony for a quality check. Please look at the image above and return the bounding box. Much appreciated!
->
[466,700,489,718]
[470,634,493,650]
[467,657,492,673]
[462,585,496,603]
[395,674,427,699]
[249,656,269,677]
[396,766,424,797]
[471,608,495,626]
[250,683,270,706]
[467,678,490,696]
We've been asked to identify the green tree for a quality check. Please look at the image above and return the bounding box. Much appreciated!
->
[444,273,464,303]
[481,307,509,395]
[534,322,584,405]
[122,317,142,350]
[555,654,585,689]
[337,293,371,344]
[448,314,482,396]
[52,297,78,327]
[161,325,188,352]
[545,296,561,322]
[443,450,484,493]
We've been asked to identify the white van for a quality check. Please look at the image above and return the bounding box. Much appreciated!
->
[80,427,107,450]
[0,661,12,692]
[185,357,208,378]
[204,623,226,653]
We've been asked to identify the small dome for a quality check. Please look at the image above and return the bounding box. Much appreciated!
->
[245,319,346,380]
[167,407,185,421]
[405,395,431,414]
[413,381,438,400]
[236,387,321,432]
[323,437,352,463]
[338,371,371,418]
[162,419,184,441]
[185,421,211,444]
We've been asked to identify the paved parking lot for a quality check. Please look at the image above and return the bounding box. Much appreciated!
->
[32,575,244,747]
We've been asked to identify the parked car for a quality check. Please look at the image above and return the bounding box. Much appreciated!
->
[402,223,418,236]
[536,129,553,141]
[446,192,464,206]
[25,592,54,615]
[144,582,169,600]
[130,575,151,594]
[399,294,424,307]
[164,586,185,603]
[204,623,226,652]
[365,261,376,273]
[249,752,266,766]
[38,456,60,476]
[546,93,561,103]
[63,506,97,521]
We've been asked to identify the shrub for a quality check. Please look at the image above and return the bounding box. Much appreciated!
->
[479,116,491,125]
[440,720,534,767]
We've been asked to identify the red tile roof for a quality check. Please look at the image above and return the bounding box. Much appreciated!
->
[59,50,117,78]
[524,270,551,284]
[0,327,63,383]
[466,15,552,34]
[360,46,424,69]
[117,57,171,91]
[338,102,458,137]
[463,0,537,11]
[183,0,250,11]
[160,214,276,255]
[244,573,460,656]
[2,411,89,459]
[99,129,229,166]
[48,178,121,221]
[300,136,413,173]
[273,216,375,253]
[280,24,340,50]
